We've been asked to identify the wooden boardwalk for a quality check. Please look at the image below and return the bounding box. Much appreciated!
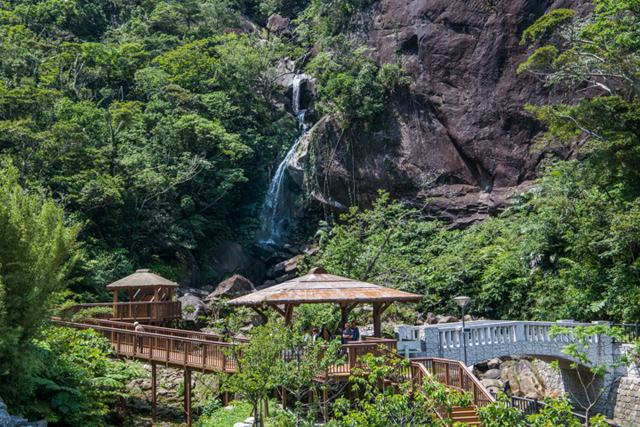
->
[55,318,494,426]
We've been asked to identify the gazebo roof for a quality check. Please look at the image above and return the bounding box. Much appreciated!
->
[106,269,179,289]
[227,267,422,306]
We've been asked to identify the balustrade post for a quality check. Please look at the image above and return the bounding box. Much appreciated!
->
[184,342,188,366]
[515,322,526,342]
[444,363,450,386]
[167,339,172,365]
[202,345,208,371]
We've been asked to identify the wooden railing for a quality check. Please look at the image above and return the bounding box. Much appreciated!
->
[55,317,249,343]
[62,301,182,323]
[54,319,240,372]
[411,357,495,408]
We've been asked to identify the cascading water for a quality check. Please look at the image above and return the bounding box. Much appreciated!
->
[257,75,309,245]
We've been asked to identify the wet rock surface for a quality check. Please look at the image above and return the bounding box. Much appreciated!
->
[292,0,589,229]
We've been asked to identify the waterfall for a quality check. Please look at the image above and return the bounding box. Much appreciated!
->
[257,75,309,245]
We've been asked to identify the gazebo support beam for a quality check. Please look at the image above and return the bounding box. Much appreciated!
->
[249,306,268,324]
[340,302,358,326]
[372,301,393,338]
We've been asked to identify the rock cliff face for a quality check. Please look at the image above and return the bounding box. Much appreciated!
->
[289,0,588,227]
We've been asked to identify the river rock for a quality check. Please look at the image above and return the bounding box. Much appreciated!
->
[274,256,302,277]
[286,132,311,188]
[501,360,545,399]
[208,275,256,299]
[425,312,437,325]
[487,358,502,369]
[179,293,208,322]
[483,368,502,380]
[0,410,10,427]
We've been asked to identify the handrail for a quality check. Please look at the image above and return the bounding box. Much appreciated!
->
[411,357,495,407]
[62,317,250,343]
[61,301,182,323]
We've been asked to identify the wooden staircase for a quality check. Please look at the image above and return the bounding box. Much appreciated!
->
[449,406,481,425]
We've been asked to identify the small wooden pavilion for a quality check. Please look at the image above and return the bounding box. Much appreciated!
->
[227,267,422,337]
[107,269,178,303]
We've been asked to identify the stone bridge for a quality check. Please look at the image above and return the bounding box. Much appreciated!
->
[396,320,639,423]
[397,320,627,370]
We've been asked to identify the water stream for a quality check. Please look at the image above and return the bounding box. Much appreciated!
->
[257,75,309,245]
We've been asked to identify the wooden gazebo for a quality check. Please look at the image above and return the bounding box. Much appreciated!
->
[107,269,178,303]
[227,267,422,337]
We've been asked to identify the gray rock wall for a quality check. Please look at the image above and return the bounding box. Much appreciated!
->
[607,377,640,427]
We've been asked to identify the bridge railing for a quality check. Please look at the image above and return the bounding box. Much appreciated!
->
[411,357,495,408]
[403,320,601,354]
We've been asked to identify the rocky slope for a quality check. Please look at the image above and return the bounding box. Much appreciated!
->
[287,0,590,228]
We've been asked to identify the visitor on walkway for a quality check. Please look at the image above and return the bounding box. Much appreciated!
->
[302,326,310,341]
[220,323,231,342]
[342,323,354,342]
[334,326,344,343]
[312,327,320,341]
[134,322,145,354]
[322,324,330,341]
[350,320,360,341]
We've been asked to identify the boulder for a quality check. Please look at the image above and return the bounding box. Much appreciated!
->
[500,360,545,399]
[267,13,291,35]
[437,316,459,324]
[204,241,265,286]
[274,256,302,277]
[208,275,256,300]
[487,358,502,370]
[464,314,474,322]
[426,312,437,325]
[0,410,10,427]
[262,280,277,288]
[287,133,311,188]
[300,244,319,256]
[481,378,503,396]
[179,294,208,322]
[483,368,502,380]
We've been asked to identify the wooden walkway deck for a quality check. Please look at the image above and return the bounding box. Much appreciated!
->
[54,318,495,426]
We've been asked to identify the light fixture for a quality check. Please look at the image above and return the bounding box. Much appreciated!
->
[453,296,471,366]
[453,296,471,308]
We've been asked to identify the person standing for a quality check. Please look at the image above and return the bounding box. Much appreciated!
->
[322,324,330,341]
[350,320,360,341]
[342,323,354,342]
[312,327,320,341]
[134,322,145,354]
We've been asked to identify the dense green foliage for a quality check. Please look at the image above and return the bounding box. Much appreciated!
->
[0,164,80,402]
[0,0,304,288]
[26,327,143,426]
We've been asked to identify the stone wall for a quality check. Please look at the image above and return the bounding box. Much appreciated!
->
[605,377,640,427]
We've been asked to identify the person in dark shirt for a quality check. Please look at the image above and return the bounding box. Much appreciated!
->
[220,324,231,342]
[334,326,344,343]
[350,320,360,341]
[342,323,354,342]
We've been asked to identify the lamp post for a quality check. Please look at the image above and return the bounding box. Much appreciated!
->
[453,296,471,366]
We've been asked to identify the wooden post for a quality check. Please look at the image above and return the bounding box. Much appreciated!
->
[113,290,118,318]
[341,303,349,326]
[323,388,328,422]
[373,302,382,338]
[185,369,192,427]
[281,386,286,408]
[129,289,134,302]
[151,363,157,421]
